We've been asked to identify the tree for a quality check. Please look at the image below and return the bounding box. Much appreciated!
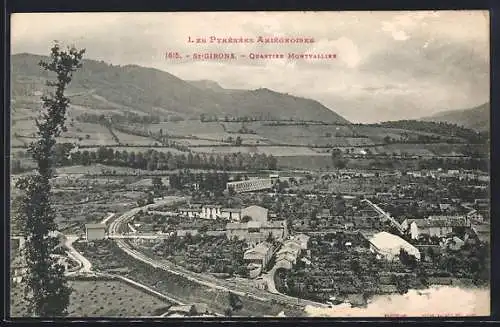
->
[266,232,275,244]
[14,42,85,317]
[152,176,164,195]
[228,292,243,311]
[147,192,155,204]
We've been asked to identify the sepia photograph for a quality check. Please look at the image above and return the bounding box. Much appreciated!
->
[8,11,490,318]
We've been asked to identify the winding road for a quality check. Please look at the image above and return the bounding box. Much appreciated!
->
[107,196,328,309]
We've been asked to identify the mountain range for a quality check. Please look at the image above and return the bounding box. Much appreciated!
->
[11,53,349,124]
[11,53,490,131]
[420,102,490,132]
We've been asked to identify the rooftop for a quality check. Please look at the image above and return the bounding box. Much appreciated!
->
[243,205,269,213]
[412,217,468,228]
[244,242,272,257]
[85,223,106,229]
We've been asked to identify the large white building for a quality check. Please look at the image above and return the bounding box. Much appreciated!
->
[369,231,420,261]
[241,205,268,222]
[226,178,272,193]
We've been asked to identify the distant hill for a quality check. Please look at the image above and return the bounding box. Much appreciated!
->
[420,103,490,132]
[11,53,350,124]
[188,80,226,92]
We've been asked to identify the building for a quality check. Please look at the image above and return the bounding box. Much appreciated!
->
[225,220,288,246]
[269,174,279,183]
[176,229,199,237]
[441,236,465,251]
[368,231,421,261]
[85,223,106,241]
[466,209,484,222]
[468,223,490,244]
[201,205,221,219]
[290,234,310,250]
[275,239,302,269]
[226,178,272,193]
[11,255,28,284]
[277,239,302,257]
[254,276,268,290]
[178,207,202,218]
[275,252,296,269]
[248,263,262,279]
[243,242,274,270]
[409,216,469,240]
[241,205,268,222]
[220,208,242,221]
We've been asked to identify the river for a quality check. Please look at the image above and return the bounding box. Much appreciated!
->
[304,286,489,317]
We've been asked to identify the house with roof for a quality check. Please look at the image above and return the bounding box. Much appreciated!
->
[277,240,301,256]
[467,223,490,244]
[408,216,469,240]
[290,234,310,250]
[243,242,274,271]
[275,252,297,270]
[466,209,484,222]
[11,254,28,284]
[368,231,421,261]
[201,205,222,219]
[275,239,303,269]
[225,220,287,246]
[178,206,203,218]
[220,208,242,221]
[85,223,106,241]
[440,236,465,251]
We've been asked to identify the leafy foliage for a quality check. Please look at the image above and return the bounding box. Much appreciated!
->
[15,42,85,317]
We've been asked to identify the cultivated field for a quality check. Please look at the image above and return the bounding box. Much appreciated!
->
[190,145,322,156]
[112,130,158,146]
[10,278,172,317]
[82,146,186,155]
[146,121,225,135]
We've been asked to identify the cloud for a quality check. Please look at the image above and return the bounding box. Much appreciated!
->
[10,11,489,123]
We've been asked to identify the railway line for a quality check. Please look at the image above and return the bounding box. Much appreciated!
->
[108,197,328,310]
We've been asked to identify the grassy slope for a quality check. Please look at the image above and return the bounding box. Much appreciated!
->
[421,103,490,132]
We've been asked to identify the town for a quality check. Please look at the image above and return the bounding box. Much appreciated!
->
[11,164,490,316]
[9,12,490,317]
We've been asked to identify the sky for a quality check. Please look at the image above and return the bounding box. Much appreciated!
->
[11,11,490,123]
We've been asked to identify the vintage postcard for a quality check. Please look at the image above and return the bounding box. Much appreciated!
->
[9,11,490,318]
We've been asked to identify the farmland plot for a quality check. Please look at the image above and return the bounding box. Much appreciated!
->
[10,279,172,317]
[277,155,334,170]
[370,144,436,156]
[254,125,375,146]
[62,122,118,146]
[147,121,225,135]
[82,146,186,155]
[112,130,158,146]
[190,145,321,156]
